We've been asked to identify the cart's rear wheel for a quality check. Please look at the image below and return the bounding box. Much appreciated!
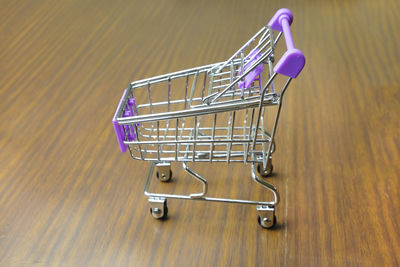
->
[257,162,273,177]
[150,202,168,220]
[257,214,276,229]
[156,170,172,182]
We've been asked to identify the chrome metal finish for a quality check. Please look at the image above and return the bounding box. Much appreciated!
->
[149,197,167,219]
[182,162,208,198]
[116,25,296,228]
[156,162,172,182]
[251,163,279,205]
[257,205,276,229]
[144,163,277,206]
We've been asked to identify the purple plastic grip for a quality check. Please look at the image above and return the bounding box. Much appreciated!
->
[268,8,305,78]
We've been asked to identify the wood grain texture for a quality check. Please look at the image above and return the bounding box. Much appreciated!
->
[1,0,400,266]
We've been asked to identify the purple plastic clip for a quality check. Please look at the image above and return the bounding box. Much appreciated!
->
[238,49,264,94]
[123,109,136,143]
[112,90,137,153]
[268,8,305,78]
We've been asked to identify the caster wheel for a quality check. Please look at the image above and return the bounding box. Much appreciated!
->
[257,214,277,229]
[257,162,273,177]
[156,170,172,182]
[150,202,168,220]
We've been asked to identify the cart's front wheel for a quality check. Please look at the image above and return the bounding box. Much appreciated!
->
[150,202,168,220]
[257,214,277,229]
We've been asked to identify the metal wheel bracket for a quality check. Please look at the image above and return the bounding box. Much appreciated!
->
[149,197,167,219]
[156,162,172,182]
[257,205,275,228]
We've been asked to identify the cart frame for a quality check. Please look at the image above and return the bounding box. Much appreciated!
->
[112,8,305,228]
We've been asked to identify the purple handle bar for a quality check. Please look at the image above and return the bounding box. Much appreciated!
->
[231,9,305,90]
[268,8,305,78]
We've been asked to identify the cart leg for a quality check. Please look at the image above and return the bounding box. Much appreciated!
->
[156,162,172,182]
[182,162,208,198]
[251,162,279,206]
[257,205,276,229]
[149,197,168,219]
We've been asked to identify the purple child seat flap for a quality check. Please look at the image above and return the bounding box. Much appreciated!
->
[238,49,264,95]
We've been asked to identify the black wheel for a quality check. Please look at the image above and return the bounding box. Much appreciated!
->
[257,163,273,177]
[156,170,172,182]
[257,214,277,229]
[150,202,168,220]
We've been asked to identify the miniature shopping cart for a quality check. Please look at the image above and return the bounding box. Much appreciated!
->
[112,9,305,228]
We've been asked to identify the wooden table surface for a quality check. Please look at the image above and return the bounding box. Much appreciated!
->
[1,0,400,266]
